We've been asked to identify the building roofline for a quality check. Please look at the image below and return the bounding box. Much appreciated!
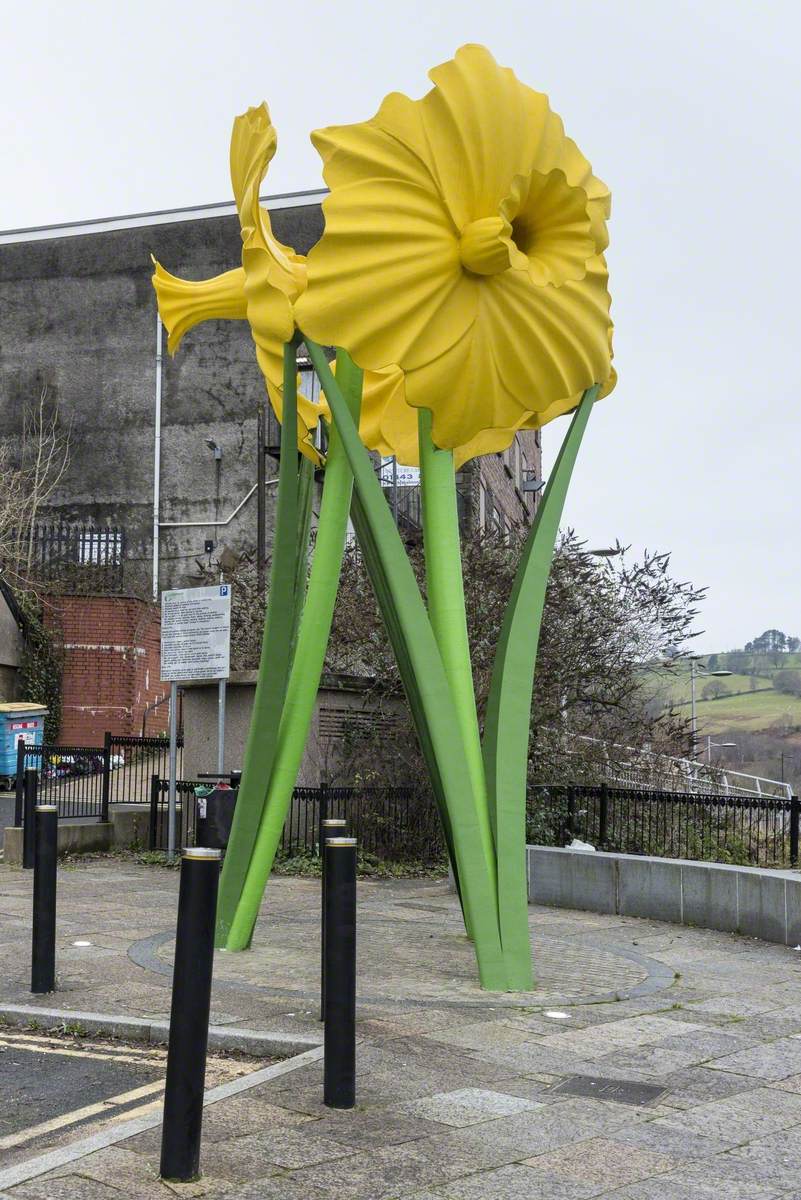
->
[0,188,328,246]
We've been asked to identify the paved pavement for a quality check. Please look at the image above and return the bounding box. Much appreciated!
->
[4,861,801,1197]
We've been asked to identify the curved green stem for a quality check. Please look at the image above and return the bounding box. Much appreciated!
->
[224,352,362,951]
[417,409,495,920]
[215,341,301,947]
[305,341,506,989]
[483,388,597,988]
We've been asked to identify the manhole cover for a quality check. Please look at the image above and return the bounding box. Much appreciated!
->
[548,1075,667,1107]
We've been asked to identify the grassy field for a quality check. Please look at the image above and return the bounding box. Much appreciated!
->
[647,656,801,735]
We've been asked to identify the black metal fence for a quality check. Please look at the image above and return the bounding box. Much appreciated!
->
[13,524,126,594]
[285,786,443,861]
[15,733,181,825]
[528,784,801,868]
[148,777,199,851]
[106,734,177,807]
[15,741,109,821]
[147,781,444,861]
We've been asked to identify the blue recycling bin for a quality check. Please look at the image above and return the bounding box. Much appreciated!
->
[0,704,48,790]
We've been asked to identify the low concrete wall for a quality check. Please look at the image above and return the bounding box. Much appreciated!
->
[2,806,149,865]
[0,796,16,849]
[528,846,801,948]
[3,823,113,866]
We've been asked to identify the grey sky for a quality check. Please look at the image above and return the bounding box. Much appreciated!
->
[3,0,799,651]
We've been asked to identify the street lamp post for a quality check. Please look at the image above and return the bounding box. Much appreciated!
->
[706,736,737,765]
[688,659,733,759]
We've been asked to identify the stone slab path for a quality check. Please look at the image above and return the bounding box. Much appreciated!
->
[3,861,801,1197]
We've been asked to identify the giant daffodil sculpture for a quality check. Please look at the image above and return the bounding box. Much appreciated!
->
[153,44,614,990]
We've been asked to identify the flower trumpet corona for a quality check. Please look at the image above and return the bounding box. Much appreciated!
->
[296,43,613,451]
[152,103,324,463]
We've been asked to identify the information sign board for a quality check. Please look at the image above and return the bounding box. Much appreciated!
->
[160,585,231,682]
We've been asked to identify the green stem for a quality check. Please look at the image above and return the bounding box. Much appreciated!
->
[290,455,315,657]
[215,341,301,947]
[224,351,362,951]
[305,341,507,990]
[483,388,597,989]
[417,408,495,921]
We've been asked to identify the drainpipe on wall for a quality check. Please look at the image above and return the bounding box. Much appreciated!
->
[152,313,163,601]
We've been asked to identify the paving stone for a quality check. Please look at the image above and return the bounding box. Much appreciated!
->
[281,1143,438,1199]
[539,1015,705,1059]
[523,1136,678,1191]
[612,1118,739,1158]
[723,1128,801,1186]
[706,1036,801,1080]
[613,1156,787,1199]
[426,1163,597,1198]
[201,1128,355,1177]
[657,1065,759,1108]
[398,1088,544,1127]
[226,1176,322,1200]
[11,1178,136,1200]
[306,1108,449,1148]
[649,1086,801,1142]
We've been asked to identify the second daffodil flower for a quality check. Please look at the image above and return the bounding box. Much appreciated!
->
[152,104,325,463]
[295,43,615,451]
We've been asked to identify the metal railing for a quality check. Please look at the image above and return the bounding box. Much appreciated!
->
[148,776,199,851]
[559,732,793,801]
[15,732,183,825]
[147,780,444,862]
[10,523,126,594]
[15,741,109,821]
[528,783,801,868]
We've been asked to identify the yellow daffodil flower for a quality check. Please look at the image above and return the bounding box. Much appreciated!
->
[295,44,615,451]
[152,104,325,463]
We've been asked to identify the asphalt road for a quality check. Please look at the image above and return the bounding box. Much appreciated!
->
[0,1027,254,1169]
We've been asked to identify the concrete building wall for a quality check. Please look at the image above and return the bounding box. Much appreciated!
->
[0,200,324,598]
[182,672,406,786]
[0,592,23,702]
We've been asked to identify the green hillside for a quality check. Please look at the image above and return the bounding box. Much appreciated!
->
[648,652,801,736]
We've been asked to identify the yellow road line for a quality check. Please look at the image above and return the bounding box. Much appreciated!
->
[1,1032,163,1058]
[0,1081,166,1151]
[0,1039,165,1067]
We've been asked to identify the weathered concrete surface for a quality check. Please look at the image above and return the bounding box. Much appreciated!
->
[529,845,801,948]
[0,205,324,596]
[3,821,113,865]
[3,864,801,1196]
[0,794,16,848]
[182,671,408,786]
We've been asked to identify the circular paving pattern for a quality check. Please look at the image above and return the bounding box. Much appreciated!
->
[129,879,674,1010]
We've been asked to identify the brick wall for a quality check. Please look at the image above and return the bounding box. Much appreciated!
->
[44,595,168,745]
[460,429,542,536]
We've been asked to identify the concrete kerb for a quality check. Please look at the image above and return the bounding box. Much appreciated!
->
[0,1003,321,1058]
[528,845,801,947]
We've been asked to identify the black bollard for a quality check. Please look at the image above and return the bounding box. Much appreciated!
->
[22,768,38,870]
[320,817,347,1021]
[323,836,357,1108]
[160,848,221,1183]
[31,805,58,993]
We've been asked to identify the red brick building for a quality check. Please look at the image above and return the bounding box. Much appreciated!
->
[44,595,168,745]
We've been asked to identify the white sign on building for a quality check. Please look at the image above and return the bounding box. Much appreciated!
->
[160,584,231,682]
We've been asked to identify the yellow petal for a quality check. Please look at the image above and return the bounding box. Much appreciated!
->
[301,45,614,443]
[230,104,307,303]
[401,256,612,448]
[150,259,248,353]
[296,175,475,371]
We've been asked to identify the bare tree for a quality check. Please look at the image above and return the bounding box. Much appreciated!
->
[324,528,705,787]
[0,388,71,591]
